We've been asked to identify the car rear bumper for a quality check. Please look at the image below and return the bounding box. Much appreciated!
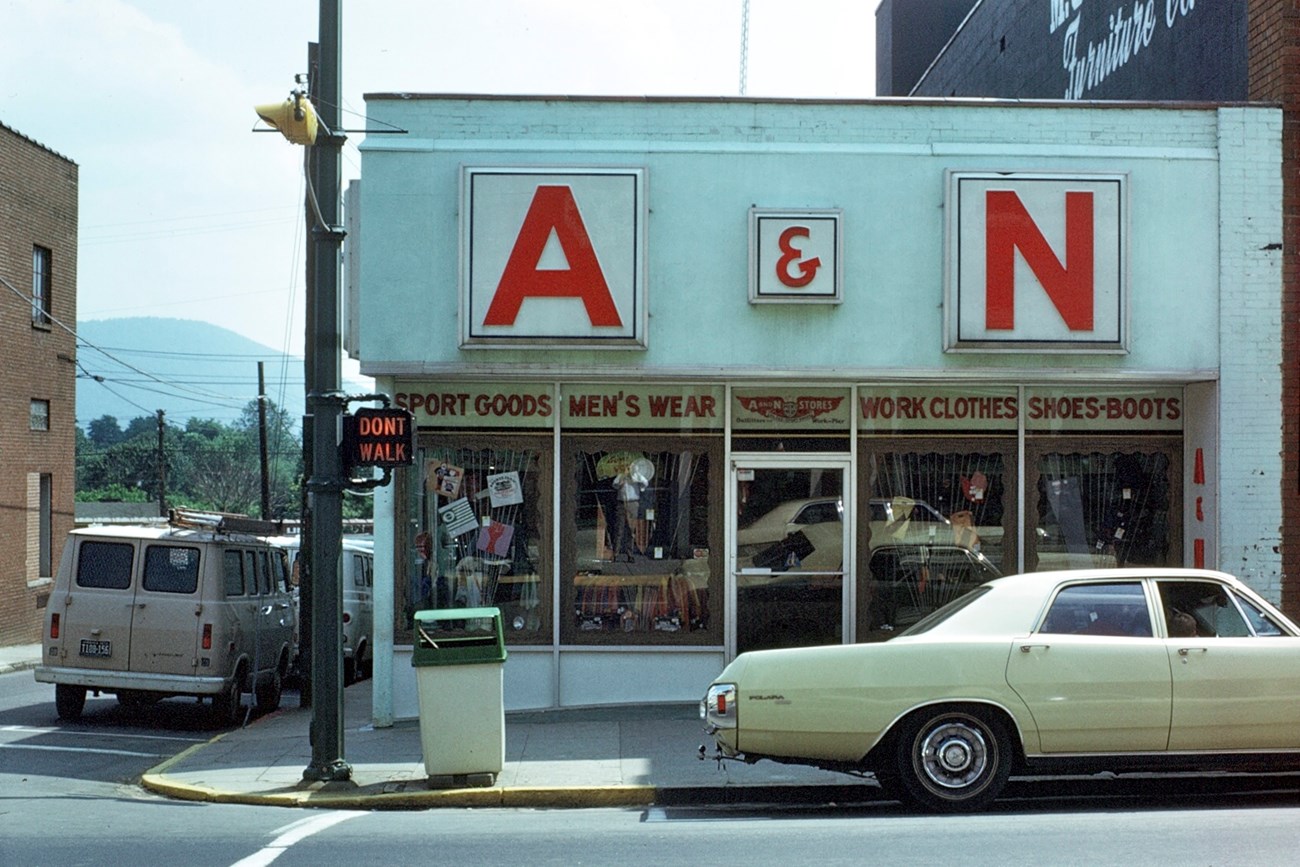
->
[33,666,228,696]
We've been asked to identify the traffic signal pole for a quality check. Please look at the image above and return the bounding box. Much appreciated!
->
[302,0,351,784]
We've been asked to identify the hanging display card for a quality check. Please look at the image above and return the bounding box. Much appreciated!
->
[438,497,479,538]
[477,520,515,557]
[428,460,465,498]
[486,471,524,507]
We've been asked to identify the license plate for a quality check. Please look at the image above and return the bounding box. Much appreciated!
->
[79,639,111,658]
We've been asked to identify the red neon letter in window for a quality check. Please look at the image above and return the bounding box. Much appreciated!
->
[483,185,623,327]
[984,190,1094,331]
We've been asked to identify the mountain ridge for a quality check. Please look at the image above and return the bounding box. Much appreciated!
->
[75,317,370,430]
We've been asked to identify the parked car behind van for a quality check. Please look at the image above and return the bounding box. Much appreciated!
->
[34,512,296,723]
[269,534,374,684]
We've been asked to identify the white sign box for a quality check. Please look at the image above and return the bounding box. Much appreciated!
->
[945,171,1128,353]
[749,208,843,304]
[462,167,647,348]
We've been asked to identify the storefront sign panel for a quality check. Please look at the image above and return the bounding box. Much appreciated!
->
[946,171,1128,353]
[859,386,1019,433]
[732,387,851,431]
[561,384,724,430]
[394,382,555,429]
[462,167,647,349]
[1025,386,1182,432]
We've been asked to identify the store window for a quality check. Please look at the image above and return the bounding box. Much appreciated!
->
[1029,448,1177,571]
[561,435,722,645]
[405,438,551,645]
[858,443,1013,640]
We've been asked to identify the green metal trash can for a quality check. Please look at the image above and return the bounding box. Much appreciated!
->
[411,607,508,786]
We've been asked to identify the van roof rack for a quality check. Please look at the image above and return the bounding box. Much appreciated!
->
[169,508,284,537]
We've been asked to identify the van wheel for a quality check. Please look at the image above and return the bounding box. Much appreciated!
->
[55,685,86,721]
[212,674,243,726]
[255,666,283,713]
[355,642,370,680]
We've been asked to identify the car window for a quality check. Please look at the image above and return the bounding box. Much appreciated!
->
[272,549,290,592]
[243,550,258,596]
[76,541,135,589]
[898,586,990,635]
[794,502,840,525]
[1158,580,1252,638]
[255,550,272,595]
[1039,582,1153,637]
[142,546,200,594]
[1235,594,1286,637]
[223,549,245,597]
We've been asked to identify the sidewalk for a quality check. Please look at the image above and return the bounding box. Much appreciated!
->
[141,677,879,810]
[7,640,877,810]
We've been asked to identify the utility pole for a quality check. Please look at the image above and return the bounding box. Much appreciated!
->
[155,409,167,517]
[302,0,351,784]
[258,361,271,520]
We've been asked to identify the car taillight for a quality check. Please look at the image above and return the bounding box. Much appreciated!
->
[202,623,212,650]
[342,612,351,624]
[702,683,738,730]
[50,613,60,640]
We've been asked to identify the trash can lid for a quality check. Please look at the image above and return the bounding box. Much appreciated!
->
[412,607,507,667]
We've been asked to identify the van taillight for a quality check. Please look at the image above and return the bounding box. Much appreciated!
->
[50,613,60,640]
[202,623,212,650]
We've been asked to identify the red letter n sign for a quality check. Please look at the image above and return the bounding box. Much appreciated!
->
[985,189,1094,331]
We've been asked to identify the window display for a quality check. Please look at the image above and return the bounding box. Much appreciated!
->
[405,440,550,644]
[1030,449,1176,571]
[562,437,722,644]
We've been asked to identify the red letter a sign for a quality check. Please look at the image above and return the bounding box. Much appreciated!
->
[483,185,623,327]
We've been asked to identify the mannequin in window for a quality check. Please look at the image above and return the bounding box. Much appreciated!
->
[612,470,645,561]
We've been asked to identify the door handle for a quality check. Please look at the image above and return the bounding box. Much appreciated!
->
[1019,644,1051,652]
[1177,647,1207,656]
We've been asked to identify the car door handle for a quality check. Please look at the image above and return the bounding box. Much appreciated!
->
[1177,647,1208,656]
[1019,644,1051,652]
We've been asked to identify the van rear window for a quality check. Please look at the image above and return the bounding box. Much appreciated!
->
[76,541,135,589]
[143,546,200,594]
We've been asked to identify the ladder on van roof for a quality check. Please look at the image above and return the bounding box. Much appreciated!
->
[169,508,284,537]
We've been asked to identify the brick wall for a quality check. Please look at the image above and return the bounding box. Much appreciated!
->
[1249,0,1300,615]
[907,0,1247,101]
[0,123,78,646]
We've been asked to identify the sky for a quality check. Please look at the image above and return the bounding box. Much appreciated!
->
[1,0,876,420]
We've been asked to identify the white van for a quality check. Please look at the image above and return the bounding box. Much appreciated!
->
[270,535,374,684]
[34,514,296,723]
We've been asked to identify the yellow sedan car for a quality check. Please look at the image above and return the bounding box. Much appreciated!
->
[701,568,1300,811]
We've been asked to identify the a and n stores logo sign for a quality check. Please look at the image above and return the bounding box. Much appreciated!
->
[462,167,647,348]
[946,171,1128,352]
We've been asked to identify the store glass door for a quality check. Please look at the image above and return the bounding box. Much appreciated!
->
[732,458,850,655]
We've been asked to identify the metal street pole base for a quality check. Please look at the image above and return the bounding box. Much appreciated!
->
[302,759,354,784]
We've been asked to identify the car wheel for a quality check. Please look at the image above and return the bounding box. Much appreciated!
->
[255,665,283,713]
[343,655,357,685]
[55,685,86,721]
[895,705,1011,812]
[212,672,244,726]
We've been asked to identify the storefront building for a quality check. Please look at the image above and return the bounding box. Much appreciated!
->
[353,96,1281,717]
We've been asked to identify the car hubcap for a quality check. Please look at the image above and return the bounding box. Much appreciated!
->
[919,719,989,790]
